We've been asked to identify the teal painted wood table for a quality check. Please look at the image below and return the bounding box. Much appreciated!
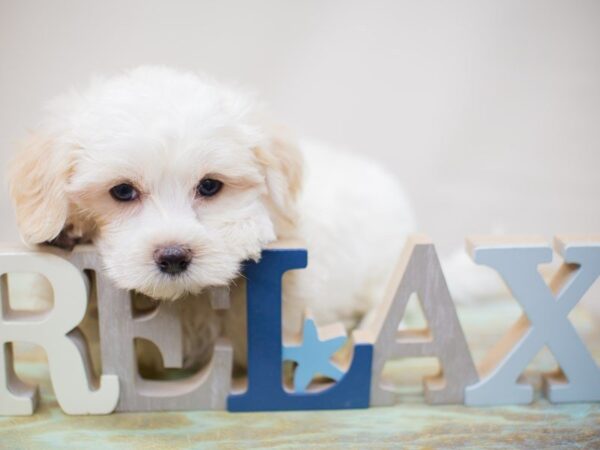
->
[1,300,599,449]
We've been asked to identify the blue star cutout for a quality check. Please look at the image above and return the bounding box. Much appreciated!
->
[282,316,347,393]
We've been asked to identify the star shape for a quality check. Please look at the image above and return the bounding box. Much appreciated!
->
[282,315,347,393]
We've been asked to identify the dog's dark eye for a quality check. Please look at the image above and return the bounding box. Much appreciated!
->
[196,178,223,197]
[110,183,139,202]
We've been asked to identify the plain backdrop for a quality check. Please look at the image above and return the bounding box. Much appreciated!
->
[1,0,599,257]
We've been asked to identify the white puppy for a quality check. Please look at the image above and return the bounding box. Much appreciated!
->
[8,66,415,370]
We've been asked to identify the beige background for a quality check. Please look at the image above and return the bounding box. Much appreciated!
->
[1,0,599,256]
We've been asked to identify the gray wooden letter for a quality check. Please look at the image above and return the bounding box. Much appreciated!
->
[69,247,233,411]
[358,234,478,405]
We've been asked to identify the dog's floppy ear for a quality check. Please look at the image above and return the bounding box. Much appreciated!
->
[8,132,73,246]
[253,125,304,230]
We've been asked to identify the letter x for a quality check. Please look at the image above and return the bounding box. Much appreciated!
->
[465,236,600,405]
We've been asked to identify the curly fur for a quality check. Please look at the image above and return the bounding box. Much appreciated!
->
[8,66,416,370]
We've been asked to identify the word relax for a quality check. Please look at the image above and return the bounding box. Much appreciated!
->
[1,234,599,416]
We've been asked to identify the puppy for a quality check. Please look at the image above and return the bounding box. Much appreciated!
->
[8,66,415,371]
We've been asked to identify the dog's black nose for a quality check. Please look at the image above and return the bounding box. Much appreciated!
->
[154,246,192,275]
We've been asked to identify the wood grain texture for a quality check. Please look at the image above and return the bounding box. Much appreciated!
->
[358,234,478,406]
[67,247,233,412]
[0,249,119,415]
[209,286,231,310]
[3,299,599,448]
[465,235,600,405]
[228,246,372,412]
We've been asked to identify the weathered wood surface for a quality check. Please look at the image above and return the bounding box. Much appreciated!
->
[1,297,599,448]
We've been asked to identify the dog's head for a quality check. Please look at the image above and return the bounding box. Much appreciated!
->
[8,67,303,300]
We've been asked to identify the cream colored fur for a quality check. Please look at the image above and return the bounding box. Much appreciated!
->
[8,67,416,370]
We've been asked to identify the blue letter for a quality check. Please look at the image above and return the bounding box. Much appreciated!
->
[228,247,372,412]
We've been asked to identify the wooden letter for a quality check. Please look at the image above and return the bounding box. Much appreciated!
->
[465,235,600,405]
[358,234,478,405]
[68,247,233,412]
[0,248,119,415]
[228,244,373,412]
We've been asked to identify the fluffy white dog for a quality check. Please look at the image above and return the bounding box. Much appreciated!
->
[8,66,415,370]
